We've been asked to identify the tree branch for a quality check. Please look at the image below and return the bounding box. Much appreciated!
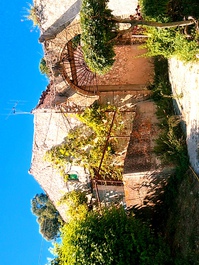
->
[110,17,195,29]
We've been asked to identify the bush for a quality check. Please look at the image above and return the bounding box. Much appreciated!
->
[39,58,50,75]
[50,206,171,265]
[149,57,188,166]
[80,0,116,75]
[140,0,199,62]
[143,27,199,62]
[140,0,169,22]
[44,103,123,180]
[58,190,88,221]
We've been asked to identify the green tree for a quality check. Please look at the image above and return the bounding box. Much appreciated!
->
[58,190,88,221]
[39,58,50,75]
[31,193,63,241]
[80,0,195,74]
[50,206,171,265]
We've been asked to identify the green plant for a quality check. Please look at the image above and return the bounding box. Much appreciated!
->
[80,0,194,74]
[31,193,63,241]
[39,58,50,75]
[44,103,124,180]
[27,4,40,27]
[50,206,171,265]
[143,27,199,62]
[80,0,116,75]
[139,0,169,22]
[149,57,188,166]
[154,116,188,165]
[58,190,88,221]
[140,0,199,62]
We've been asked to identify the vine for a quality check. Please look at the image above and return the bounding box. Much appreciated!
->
[44,103,124,180]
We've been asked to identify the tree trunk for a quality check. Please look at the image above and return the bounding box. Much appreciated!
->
[111,17,195,29]
[109,17,196,42]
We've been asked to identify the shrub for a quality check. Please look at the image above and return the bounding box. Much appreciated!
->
[50,206,171,265]
[58,190,88,221]
[80,0,116,75]
[140,0,169,22]
[150,57,188,167]
[39,58,50,75]
[27,4,40,27]
[44,103,124,180]
[143,27,199,62]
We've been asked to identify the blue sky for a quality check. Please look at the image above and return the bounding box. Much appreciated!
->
[0,1,52,264]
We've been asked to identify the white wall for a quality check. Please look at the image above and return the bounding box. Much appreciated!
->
[169,58,199,173]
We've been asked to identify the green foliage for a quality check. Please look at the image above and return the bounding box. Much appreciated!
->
[140,0,199,22]
[80,0,116,75]
[154,116,188,165]
[149,57,188,166]
[31,193,63,241]
[166,0,199,22]
[143,27,199,62]
[50,206,171,265]
[58,190,88,221]
[140,0,199,62]
[140,0,169,22]
[27,4,40,27]
[45,103,123,180]
[39,58,50,75]
[71,34,81,49]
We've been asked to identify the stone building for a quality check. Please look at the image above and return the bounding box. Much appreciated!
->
[29,0,161,221]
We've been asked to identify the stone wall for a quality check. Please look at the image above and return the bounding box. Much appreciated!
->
[34,0,80,32]
[169,58,199,174]
[29,109,90,222]
[34,0,138,33]
[30,0,157,217]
